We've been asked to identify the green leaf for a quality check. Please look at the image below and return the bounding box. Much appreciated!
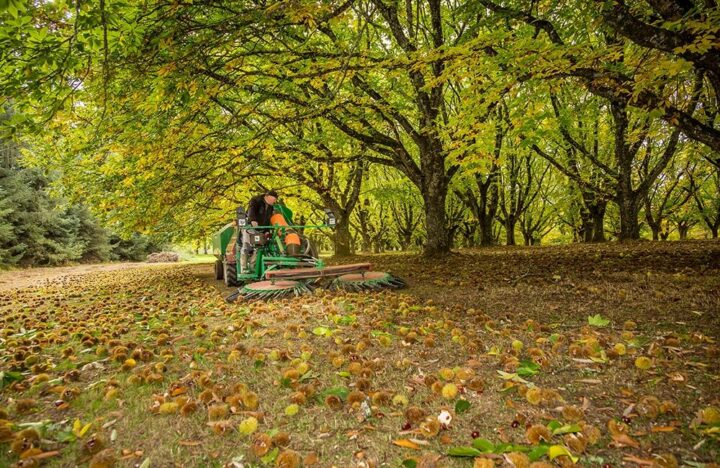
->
[55,430,77,443]
[551,424,582,435]
[401,459,417,468]
[493,443,529,454]
[312,326,333,337]
[648,108,665,120]
[319,386,349,401]
[587,314,610,327]
[299,371,317,382]
[261,447,279,465]
[454,399,471,414]
[471,438,495,453]
[496,370,530,384]
[528,444,550,462]
[333,314,356,326]
[517,360,541,378]
[0,371,24,389]
[528,444,549,461]
[447,446,483,457]
[547,420,562,432]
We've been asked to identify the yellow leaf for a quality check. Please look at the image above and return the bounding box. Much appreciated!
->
[635,356,652,370]
[392,439,422,450]
[548,445,578,463]
[72,419,91,437]
[650,426,676,433]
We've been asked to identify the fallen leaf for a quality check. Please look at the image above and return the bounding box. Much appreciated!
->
[650,426,676,433]
[610,432,640,448]
[393,439,422,450]
[622,455,656,466]
[179,440,202,446]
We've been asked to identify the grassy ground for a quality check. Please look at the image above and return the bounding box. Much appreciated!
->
[1,241,719,467]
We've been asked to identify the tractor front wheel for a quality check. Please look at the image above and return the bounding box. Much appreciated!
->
[214,259,224,280]
[224,262,240,287]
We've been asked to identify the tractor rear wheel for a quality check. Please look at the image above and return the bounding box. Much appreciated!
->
[302,238,319,259]
[224,262,239,287]
[214,259,224,280]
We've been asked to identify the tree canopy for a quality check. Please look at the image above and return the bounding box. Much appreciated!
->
[2,0,719,254]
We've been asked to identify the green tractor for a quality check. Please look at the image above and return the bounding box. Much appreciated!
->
[212,203,404,301]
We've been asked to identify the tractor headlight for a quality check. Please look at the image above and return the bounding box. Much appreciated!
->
[324,209,336,228]
[237,207,247,227]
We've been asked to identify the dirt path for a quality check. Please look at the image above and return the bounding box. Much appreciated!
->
[0,262,177,292]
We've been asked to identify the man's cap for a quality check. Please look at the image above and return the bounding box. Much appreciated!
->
[266,189,279,198]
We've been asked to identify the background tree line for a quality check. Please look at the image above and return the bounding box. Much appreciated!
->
[0,0,718,256]
[0,120,166,267]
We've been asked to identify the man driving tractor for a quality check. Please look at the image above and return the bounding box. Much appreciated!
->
[214,191,404,300]
[241,190,278,273]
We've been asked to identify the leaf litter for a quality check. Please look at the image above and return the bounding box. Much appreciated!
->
[0,241,719,466]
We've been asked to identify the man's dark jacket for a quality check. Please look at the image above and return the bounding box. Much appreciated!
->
[247,194,274,228]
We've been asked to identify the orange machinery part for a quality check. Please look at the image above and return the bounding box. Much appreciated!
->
[270,212,301,247]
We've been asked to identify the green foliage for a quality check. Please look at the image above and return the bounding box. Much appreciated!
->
[108,233,167,262]
[0,165,83,265]
[588,314,611,327]
[2,0,720,251]
[0,163,164,267]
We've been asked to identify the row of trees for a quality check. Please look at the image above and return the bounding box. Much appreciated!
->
[1,0,719,255]
[297,151,720,254]
[0,135,166,266]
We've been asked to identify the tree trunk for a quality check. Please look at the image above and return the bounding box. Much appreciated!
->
[581,213,594,242]
[459,143,500,248]
[523,232,532,246]
[678,223,689,240]
[333,217,352,256]
[589,202,607,242]
[400,232,412,252]
[645,209,660,241]
[421,167,450,256]
[361,235,372,252]
[461,222,477,247]
[611,102,642,241]
[505,217,516,245]
[618,196,641,240]
[474,180,498,246]
[477,212,492,245]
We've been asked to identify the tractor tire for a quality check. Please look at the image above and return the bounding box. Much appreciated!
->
[224,262,240,287]
[300,237,319,259]
[306,239,319,259]
[214,259,224,280]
